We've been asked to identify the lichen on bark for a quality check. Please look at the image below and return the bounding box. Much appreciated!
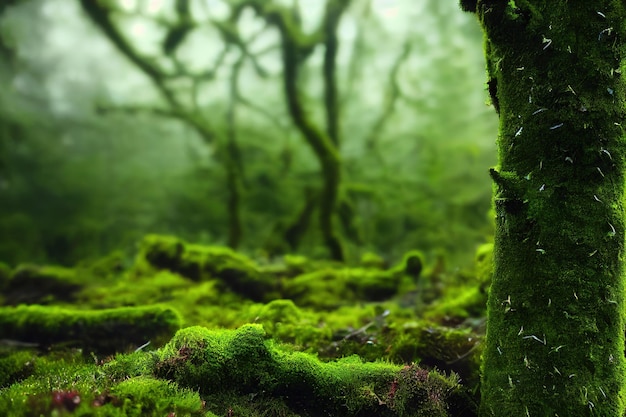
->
[462,1,626,415]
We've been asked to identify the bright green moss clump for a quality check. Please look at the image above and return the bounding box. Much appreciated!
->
[155,324,470,416]
[0,323,471,417]
[0,305,181,354]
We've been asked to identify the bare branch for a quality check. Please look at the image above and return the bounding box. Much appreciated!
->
[79,0,179,106]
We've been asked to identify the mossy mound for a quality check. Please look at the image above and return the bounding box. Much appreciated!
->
[0,324,472,417]
[155,324,472,416]
[0,305,181,354]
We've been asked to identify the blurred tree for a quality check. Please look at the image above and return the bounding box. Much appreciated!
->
[79,0,352,260]
[463,1,626,415]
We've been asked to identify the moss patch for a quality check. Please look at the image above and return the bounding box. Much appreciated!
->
[0,305,181,354]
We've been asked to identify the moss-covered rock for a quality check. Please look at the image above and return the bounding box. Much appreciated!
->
[360,251,387,269]
[0,305,181,354]
[76,250,126,280]
[110,376,208,416]
[393,250,425,280]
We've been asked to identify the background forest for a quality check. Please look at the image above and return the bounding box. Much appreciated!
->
[0,0,497,269]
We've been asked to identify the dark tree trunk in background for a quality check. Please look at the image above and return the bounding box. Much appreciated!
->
[256,1,349,261]
[462,1,626,415]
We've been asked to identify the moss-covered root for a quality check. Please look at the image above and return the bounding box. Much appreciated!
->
[155,324,471,417]
[463,1,626,416]
[137,234,277,301]
[0,305,181,354]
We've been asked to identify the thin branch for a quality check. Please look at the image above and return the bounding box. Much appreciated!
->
[79,0,178,106]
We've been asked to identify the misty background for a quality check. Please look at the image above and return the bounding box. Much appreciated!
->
[0,0,497,268]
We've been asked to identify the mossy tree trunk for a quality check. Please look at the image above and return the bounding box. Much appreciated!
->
[462,1,626,415]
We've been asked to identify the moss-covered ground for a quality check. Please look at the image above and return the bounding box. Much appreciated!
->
[0,235,491,416]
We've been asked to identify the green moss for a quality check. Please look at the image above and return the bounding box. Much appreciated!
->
[76,250,126,280]
[155,324,469,416]
[468,1,626,415]
[360,251,387,269]
[3,264,84,305]
[282,253,313,275]
[0,305,181,354]
[0,352,212,417]
[111,377,205,416]
[391,250,425,280]
[387,365,465,417]
[100,351,157,382]
[249,299,331,349]
[474,242,493,290]
[423,245,491,321]
[0,350,35,388]
[283,266,404,309]
[84,270,195,308]
[137,234,277,301]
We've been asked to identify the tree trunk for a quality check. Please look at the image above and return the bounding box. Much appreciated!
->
[270,7,345,261]
[463,1,626,415]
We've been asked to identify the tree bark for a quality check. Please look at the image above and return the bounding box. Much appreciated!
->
[463,1,626,415]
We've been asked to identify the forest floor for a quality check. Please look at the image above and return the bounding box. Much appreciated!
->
[0,234,492,417]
